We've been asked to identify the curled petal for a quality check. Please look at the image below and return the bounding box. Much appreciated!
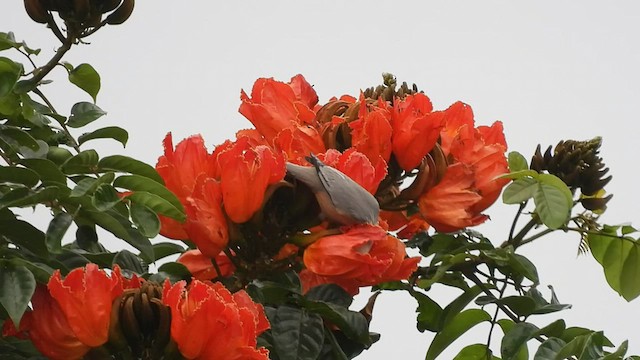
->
[47,264,123,348]
[184,177,229,257]
[177,249,235,281]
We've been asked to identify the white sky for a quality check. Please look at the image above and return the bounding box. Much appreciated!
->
[4,1,640,358]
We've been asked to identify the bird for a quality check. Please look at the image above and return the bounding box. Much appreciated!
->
[285,154,380,226]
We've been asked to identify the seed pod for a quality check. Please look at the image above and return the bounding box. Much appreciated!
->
[73,0,90,20]
[24,0,49,24]
[105,0,134,25]
[97,0,122,13]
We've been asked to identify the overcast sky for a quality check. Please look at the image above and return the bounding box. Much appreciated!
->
[4,1,640,358]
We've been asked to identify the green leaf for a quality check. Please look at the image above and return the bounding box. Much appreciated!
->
[130,202,160,238]
[438,285,484,330]
[112,250,147,274]
[155,262,191,282]
[0,263,35,328]
[61,149,99,174]
[18,139,49,159]
[269,305,325,360]
[0,219,47,257]
[70,172,115,197]
[0,166,39,187]
[0,57,22,97]
[476,295,536,318]
[92,184,122,211]
[45,212,73,254]
[533,338,566,360]
[66,102,107,128]
[302,300,370,344]
[508,151,529,172]
[125,191,185,221]
[68,63,100,102]
[535,320,566,339]
[454,344,499,360]
[588,228,640,301]
[151,242,185,261]
[304,284,352,307]
[501,321,538,360]
[414,292,443,332]
[498,169,539,180]
[425,309,491,360]
[98,155,164,184]
[20,158,66,184]
[113,174,183,212]
[78,126,128,147]
[0,186,58,209]
[82,209,153,262]
[533,180,571,230]
[0,32,19,51]
[508,253,539,284]
[503,177,538,204]
[0,126,39,151]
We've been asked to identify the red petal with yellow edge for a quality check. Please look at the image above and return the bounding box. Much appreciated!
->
[350,96,393,164]
[177,249,235,281]
[27,286,91,360]
[184,177,229,258]
[47,264,122,348]
[274,126,325,164]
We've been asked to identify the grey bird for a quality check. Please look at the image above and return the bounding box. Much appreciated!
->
[285,154,380,225]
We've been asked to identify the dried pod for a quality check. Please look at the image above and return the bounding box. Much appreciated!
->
[24,0,49,24]
[105,0,134,24]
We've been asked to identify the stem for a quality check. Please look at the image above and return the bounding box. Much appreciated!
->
[486,281,508,356]
[518,228,555,247]
[16,48,37,69]
[32,88,81,152]
[508,202,527,242]
[507,218,538,249]
[28,35,74,87]
[324,327,349,360]
[465,271,546,343]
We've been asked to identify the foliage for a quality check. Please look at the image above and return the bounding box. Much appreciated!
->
[1,3,639,360]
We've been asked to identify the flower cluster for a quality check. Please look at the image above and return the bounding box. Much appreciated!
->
[157,74,509,296]
[2,264,269,360]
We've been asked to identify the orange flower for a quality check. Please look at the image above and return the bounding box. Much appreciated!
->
[303,224,419,294]
[380,210,430,240]
[418,163,489,232]
[47,264,123,347]
[239,75,318,145]
[391,93,446,171]
[183,176,229,257]
[177,249,235,281]
[349,96,393,165]
[216,136,286,223]
[162,280,270,360]
[24,286,91,360]
[319,148,387,195]
[274,126,325,164]
[156,132,216,239]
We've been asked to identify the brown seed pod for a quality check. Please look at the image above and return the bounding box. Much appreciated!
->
[97,0,122,13]
[24,0,49,24]
[105,0,134,25]
[73,0,90,20]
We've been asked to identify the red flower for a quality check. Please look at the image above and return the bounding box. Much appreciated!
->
[177,249,235,281]
[391,94,446,171]
[274,125,325,164]
[156,133,216,240]
[239,75,318,145]
[162,280,270,360]
[216,136,286,223]
[418,163,489,232]
[183,176,229,257]
[47,264,123,347]
[24,286,91,360]
[319,148,387,195]
[302,224,419,294]
[349,96,393,165]
[410,101,509,232]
